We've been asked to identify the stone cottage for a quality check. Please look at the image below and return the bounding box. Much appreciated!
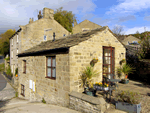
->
[9,8,70,82]
[17,26,126,107]
[72,19,102,34]
[122,35,141,45]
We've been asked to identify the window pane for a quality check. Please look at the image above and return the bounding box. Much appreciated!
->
[52,68,56,77]
[52,57,56,67]
[103,57,111,64]
[103,65,108,73]
[104,49,110,56]
[103,65,111,73]
[47,57,51,66]
[47,68,51,77]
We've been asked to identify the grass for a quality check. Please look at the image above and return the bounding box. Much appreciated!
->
[0,63,4,72]
[42,98,46,104]
[15,92,18,97]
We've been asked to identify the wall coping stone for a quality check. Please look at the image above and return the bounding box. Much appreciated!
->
[69,91,106,105]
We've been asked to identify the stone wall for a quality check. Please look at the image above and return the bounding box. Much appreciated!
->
[73,20,102,34]
[69,27,126,92]
[69,91,110,113]
[18,53,70,107]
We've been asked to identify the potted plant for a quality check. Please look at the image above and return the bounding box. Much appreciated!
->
[118,63,135,84]
[94,82,103,90]
[113,90,142,113]
[103,83,109,91]
[80,66,99,96]
[90,58,98,67]
[15,68,18,77]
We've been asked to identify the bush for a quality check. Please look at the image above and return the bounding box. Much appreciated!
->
[0,63,4,72]
[15,92,18,97]
[15,68,18,75]
[113,90,142,104]
[6,65,13,77]
[42,98,46,104]
[4,57,10,61]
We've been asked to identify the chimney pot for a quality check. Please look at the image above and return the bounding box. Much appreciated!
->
[38,10,42,19]
[29,18,32,24]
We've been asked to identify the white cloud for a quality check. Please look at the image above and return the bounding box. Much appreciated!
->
[0,0,96,33]
[125,26,150,35]
[92,18,111,26]
[106,0,150,15]
[144,15,150,21]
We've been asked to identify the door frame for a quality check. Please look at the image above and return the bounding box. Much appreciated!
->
[102,46,115,79]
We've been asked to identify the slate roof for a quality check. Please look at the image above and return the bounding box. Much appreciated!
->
[18,26,108,55]
[18,26,125,56]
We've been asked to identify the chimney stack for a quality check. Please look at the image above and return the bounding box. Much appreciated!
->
[38,10,42,19]
[29,18,32,24]
[29,18,34,24]
[43,8,54,19]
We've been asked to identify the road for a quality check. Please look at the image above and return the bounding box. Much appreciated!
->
[0,73,16,101]
[0,56,4,64]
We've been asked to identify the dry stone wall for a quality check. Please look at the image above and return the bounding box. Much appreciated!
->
[69,91,110,113]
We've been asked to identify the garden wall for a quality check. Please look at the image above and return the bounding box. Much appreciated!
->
[69,91,110,113]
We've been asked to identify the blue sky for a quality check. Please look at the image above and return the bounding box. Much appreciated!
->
[1,0,150,35]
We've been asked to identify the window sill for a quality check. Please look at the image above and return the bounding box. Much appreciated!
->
[21,93,25,97]
[45,76,56,80]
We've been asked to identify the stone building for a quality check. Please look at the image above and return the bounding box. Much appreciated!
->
[17,26,126,107]
[122,35,141,45]
[72,19,102,34]
[9,7,70,77]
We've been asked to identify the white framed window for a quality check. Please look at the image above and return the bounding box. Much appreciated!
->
[11,51,13,58]
[82,28,90,32]
[12,39,13,45]
[17,48,18,54]
[11,65,13,73]
[17,35,18,43]
[44,35,47,41]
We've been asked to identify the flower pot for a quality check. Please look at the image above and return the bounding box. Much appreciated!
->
[85,90,96,97]
[121,79,129,84]
[103,87,109,91]
[116,101,141,113]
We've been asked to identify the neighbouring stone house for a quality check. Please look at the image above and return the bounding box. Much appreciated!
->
[72,19,102,34]
[122,35,141,46]
[17,26,126,107]
[9,7,70,77]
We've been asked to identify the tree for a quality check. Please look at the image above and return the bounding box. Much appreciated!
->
[112,25,124,36]
[54,7,77,33]
[0,29,16,57]
[137,32,150,59]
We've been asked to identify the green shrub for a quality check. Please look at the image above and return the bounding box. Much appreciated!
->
[42,98,46,104]
[15,92,18,97]
[6,65,13,77]
[113,90,142,104]
[15,68,18,75]
[0,63,5,72]
[4,57,10,61]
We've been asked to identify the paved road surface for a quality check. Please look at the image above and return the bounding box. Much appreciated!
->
[0,73,16,101]
[0,56,4,64]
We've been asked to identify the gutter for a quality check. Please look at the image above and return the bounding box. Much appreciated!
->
[18,47,70,57]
